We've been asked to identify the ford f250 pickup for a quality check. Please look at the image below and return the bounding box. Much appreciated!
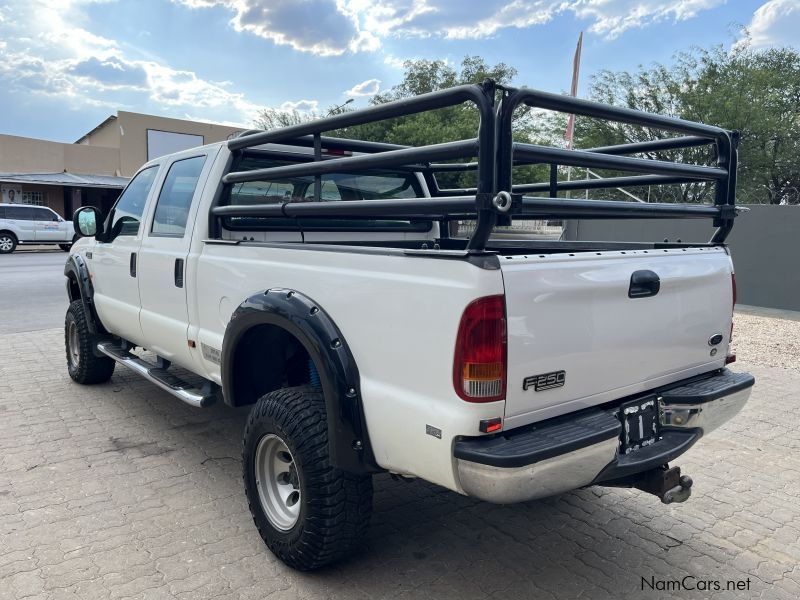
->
[64,81,754,570]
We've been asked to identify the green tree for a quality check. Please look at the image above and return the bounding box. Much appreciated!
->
[253,56,545,189]
[574,41,800,204]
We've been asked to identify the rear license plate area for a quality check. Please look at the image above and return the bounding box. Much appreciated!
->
[619,396,660,455]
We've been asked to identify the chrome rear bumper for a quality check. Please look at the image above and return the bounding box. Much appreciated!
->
[455,370,753,504]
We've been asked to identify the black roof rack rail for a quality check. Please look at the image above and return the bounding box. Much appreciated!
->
[215,80,740,250]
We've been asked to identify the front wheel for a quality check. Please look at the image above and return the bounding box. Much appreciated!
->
[60,235,78,252]
[243,386,373,570]
[65,300,115,384]
[0,233,17,254]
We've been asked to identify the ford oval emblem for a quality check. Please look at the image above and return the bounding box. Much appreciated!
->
[708,333,724,346]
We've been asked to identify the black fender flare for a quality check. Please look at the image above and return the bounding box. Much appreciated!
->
[221,288,380,474]
[64,254,105,335]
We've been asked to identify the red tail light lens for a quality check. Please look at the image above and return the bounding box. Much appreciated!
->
[453,295,507,402]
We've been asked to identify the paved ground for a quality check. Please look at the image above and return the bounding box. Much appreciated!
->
[0,251,69,334]
[0,253,798,599]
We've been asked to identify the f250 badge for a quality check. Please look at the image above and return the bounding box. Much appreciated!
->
[523,370,566,392]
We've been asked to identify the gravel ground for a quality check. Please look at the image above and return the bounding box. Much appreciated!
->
[733,311,800,371]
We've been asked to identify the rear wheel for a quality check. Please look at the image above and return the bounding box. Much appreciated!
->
[65,300,115,384]
[243,386,373,570]
[0,233,17,254]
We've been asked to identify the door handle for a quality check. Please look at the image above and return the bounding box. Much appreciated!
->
[129,252,137,277]
[629,270,660,298]
[174,258,184,288]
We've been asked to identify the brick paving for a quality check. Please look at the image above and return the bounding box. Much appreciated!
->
[1,328,798,600]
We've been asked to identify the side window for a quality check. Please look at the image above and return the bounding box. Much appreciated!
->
[230,180,295,206]
[222,157,426,231]
[109,166,158,239]
[303,179,342,201]
[32,207,56,221]
[7,206,33,220]
[151,156,206,236]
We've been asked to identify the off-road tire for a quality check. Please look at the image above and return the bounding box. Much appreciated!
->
[0,232,17,254]
[65,300,115,384]
[243,386,373,570]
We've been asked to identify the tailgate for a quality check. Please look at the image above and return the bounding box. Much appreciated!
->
[501,247,733,428]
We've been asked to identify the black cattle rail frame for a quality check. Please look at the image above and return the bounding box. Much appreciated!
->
[211,79,741,252]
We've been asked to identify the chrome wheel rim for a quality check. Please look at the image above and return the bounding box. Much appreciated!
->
[254,434,301,531]
[0,236,12,251]
[67,321,80,368]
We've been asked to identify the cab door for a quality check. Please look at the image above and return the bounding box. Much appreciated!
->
[137,150,214,370]
[91,165,160,345]
[33,207,66,241]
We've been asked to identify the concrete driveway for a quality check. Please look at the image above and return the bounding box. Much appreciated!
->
[0,252,798,599]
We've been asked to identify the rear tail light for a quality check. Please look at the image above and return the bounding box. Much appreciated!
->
[453,295,506,402]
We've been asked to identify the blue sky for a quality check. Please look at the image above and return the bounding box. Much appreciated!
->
[0,0,797,143]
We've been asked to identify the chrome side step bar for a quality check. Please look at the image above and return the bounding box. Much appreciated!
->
[97,342,217,408]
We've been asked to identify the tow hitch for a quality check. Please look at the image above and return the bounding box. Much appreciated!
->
[635,465,693,504]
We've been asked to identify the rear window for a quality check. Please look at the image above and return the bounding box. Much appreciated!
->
[221,155,428,231]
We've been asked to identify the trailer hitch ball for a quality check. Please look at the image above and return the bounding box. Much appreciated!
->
[662,474,693,505]
[634,466,693,504]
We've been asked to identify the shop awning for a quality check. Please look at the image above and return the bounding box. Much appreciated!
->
[0,172,128,188]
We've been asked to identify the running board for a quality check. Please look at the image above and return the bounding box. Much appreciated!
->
[97,342,217,408]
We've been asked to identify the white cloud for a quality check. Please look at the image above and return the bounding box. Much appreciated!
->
[743,0,800,49]
[383,54,407,69]
[345,78,381,97]
[174,0,728,55]
[572,0,725,39]
[174,0,368,55]
[279,99,320,112]
[0,0,264,123]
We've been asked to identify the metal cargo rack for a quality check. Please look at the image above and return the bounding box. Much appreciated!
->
[212,80,741,251]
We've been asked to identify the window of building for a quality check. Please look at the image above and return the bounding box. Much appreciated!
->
[151,156,206,237]
[21,191,47,206]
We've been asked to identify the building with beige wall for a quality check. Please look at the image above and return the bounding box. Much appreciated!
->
[76,111,244,177]
[1,111,245,218]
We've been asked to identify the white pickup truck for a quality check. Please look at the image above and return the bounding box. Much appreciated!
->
[64,82,754,570]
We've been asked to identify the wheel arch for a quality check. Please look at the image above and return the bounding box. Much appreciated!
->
[222,288,380,474]
[0,229,18,245]
[64,254,106,335]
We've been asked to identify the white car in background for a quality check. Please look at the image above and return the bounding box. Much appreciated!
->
[0,203,77,253]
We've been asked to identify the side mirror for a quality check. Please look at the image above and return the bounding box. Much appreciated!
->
[73,206,104,239]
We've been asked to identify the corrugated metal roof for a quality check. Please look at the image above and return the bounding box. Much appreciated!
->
[0,172,128,188]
